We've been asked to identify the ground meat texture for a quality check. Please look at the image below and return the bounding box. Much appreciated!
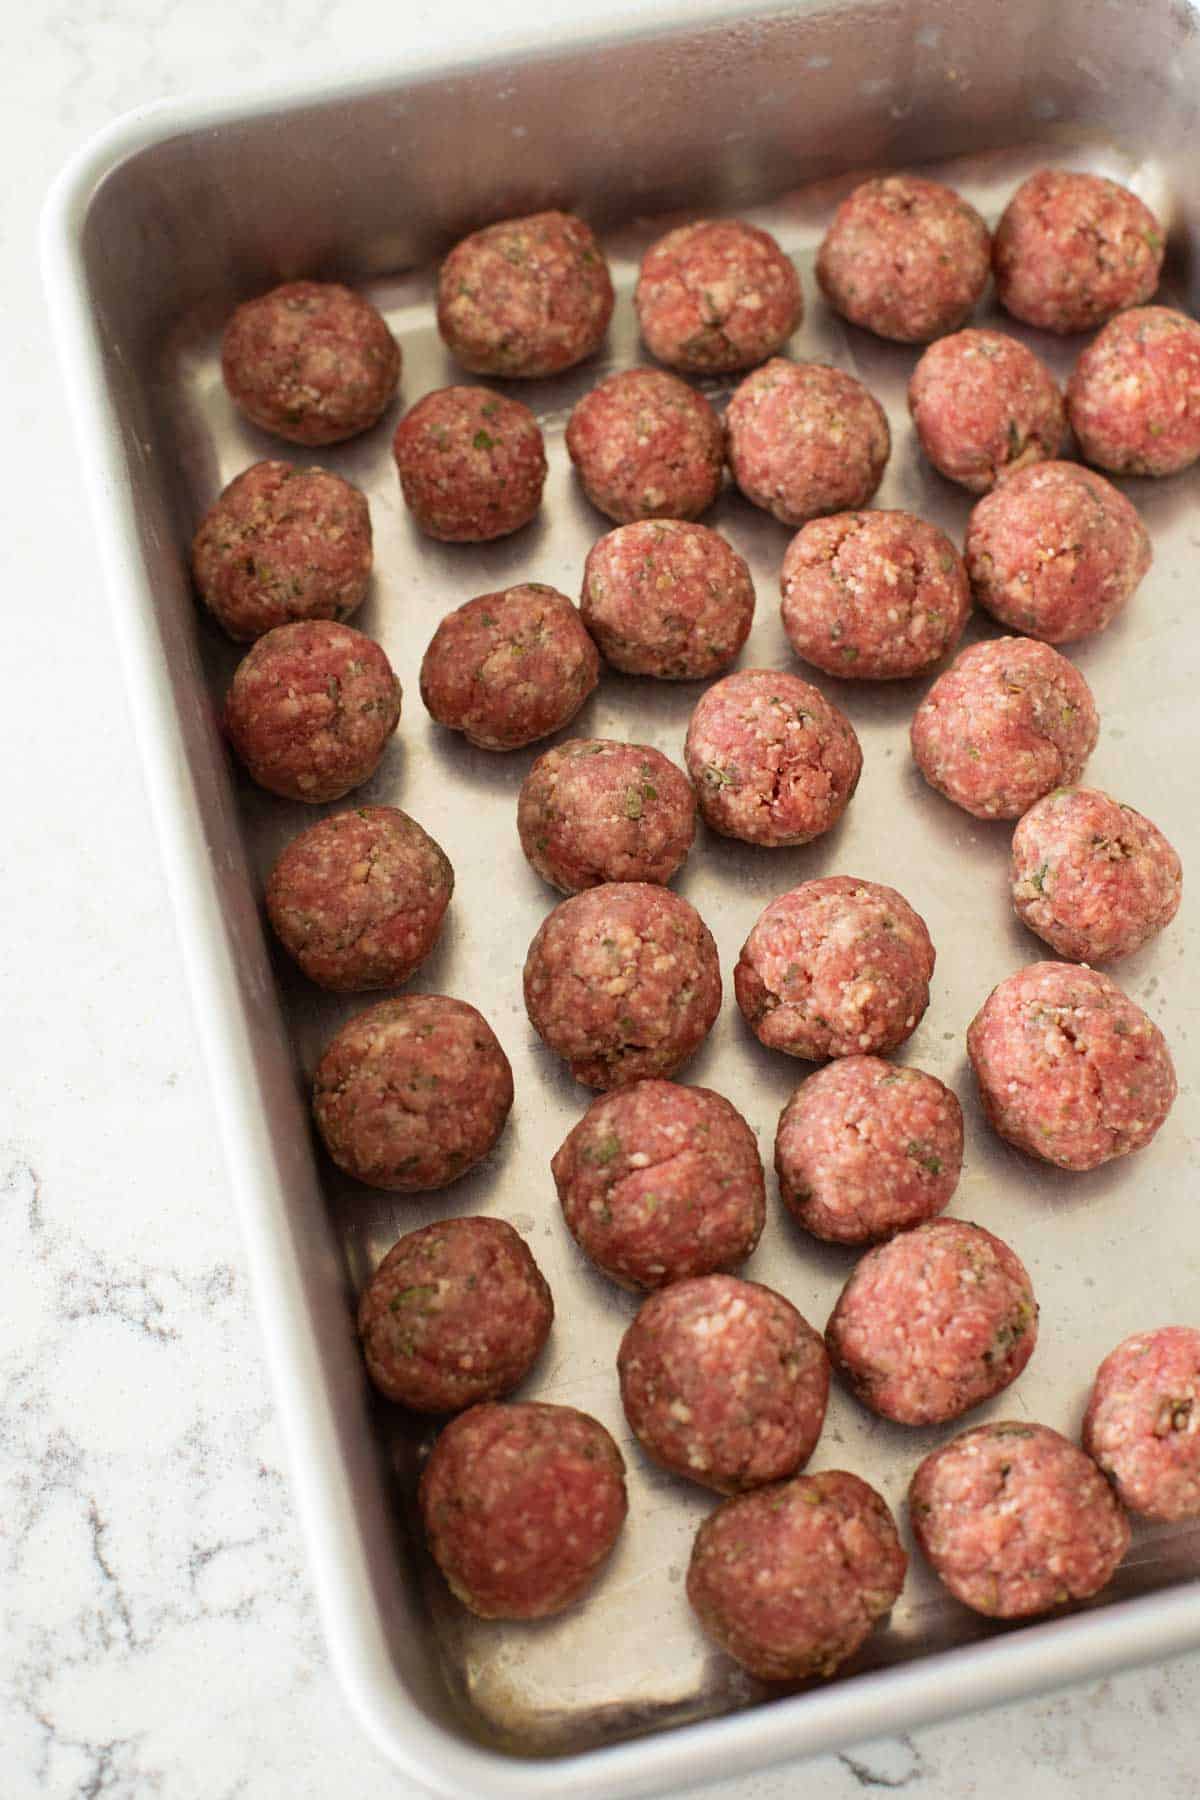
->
[1011,786,1182,964]
[419,1402,627,1620]
[523,882,721,1090]
[565,368,724,523]
[1083,1327,1200,1522]
[816,176,990,344]
[392,387,546,542]
[580,520,754,682]
[725,359,890,528]
[993,170,1165,335]
[1067,306,1200,477]
[687,1470,906,1681]
[633,219,803,374]
[419,584,600,751]
[265,806,453,991]
[312,994,513,1191]
[907,330,1066,494]
[551,1080,764,1290]
[775,1056,962,1245]
[517,739,696,894]
[224,620,401,803]
[684,669,862,848]
[910,637,1098,821]
[221,281,400,446]
[735,877,934,1062]
[436,211,614,379]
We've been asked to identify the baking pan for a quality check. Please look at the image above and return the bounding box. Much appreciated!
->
[42,2,1200,1793]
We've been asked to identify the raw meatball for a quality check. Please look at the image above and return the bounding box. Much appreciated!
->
[517,739,696,893]
[967,961,1177,1172]
[910,637,1098,821]
[419,1401,627,1619]
[312,994,513,1191]
[221,280,400,445]
[580,520,755,681]
[775,1056,962,1245]
[993,170,1165,335]
[265,805,453,991]
[565,368,724,523]
[816,175,990,344]
[779,511,970,680]
[224,620,401,803]
[392,387,546,541]
[523,882,721,1090]
[420,584,600,751]
[436,210,614,378]
[736,877,934,1061]
[909,1421,1130,1618]
[725,359,890,527]
[684,668,862,848]
[965,462,1151,645]
[826,1219,1038,1426]
[634,219,803,374]
[618,1275,829,1492]
[907,330,1066,494]
[191,461,372,642]
[1083,1326,1200,1521]
[1067,306,1200,476]
[687,1470,906,1681]
[1011,786,1182,964]
[357,1217,553,1411]
[551,1080,764,1290]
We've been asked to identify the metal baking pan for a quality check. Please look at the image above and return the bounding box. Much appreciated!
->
[42,2,1200,1793]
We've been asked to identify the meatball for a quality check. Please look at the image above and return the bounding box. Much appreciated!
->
[993,169,1165,335]
[221,280,400,445]
[1083,1326,1200,1522]
[684,668,862,848]
[735,877,934,1061]
[725,359,890,527]
[565,368,724,523]
[1011,786,1182,965]
[687,1470,906,1681]
[264,805,453,991]
[517,738,696,894]
[580,520,755,681]
[779,510,970,681]
[357,1217,553,1412]
[419,584,599,752]
[312,994,513,1191]
[910,637,1098,821]
[436,210,614,378]
[907,330,1066,494]
[523,882,721,1090]
[392,387,546,542]
[633,219,803,374]
[909,1421,1130,1618]
[1067,306,1200,477]
[775,1056,963,1245]
[224,620,401,803]
[419,1402,627,1619]
[816,175,990,344]
[551,1080,764,1290]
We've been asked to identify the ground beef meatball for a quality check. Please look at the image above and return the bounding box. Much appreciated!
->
[265,805,453,991]
[1083,1327,1200,1522]
[1011,786,1182,964]
[436,210,614,378]
[551,1080,764,1290]
[419,1401,627,1619]
[907,330,1066,494]
[565,368,724,523]
[910,637,1098,821]
[725,359,890,527]
[687,1470,906,1681]
[816,175,990,344]
[967,961,1177,1172]
[312,994,513,1191]
[392,387,546,542]
[221,281,400,445]
[780,511,969,680]
[1067,306,1200,477]
[523,883,721,1090]
[993,170,1165,335]
[580,520,754,681]
[684,668,862,848]
[224,620,401,803]
[357,1217,553,1412]
[909,1421,1130,1618]
[633,219,803,374]
[775,1057,962,1245]
[735,877,934,1061]
[420,584,599,751]
[517,738,696,893]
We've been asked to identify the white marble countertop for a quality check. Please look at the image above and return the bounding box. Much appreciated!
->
[5,2,1199,1795]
